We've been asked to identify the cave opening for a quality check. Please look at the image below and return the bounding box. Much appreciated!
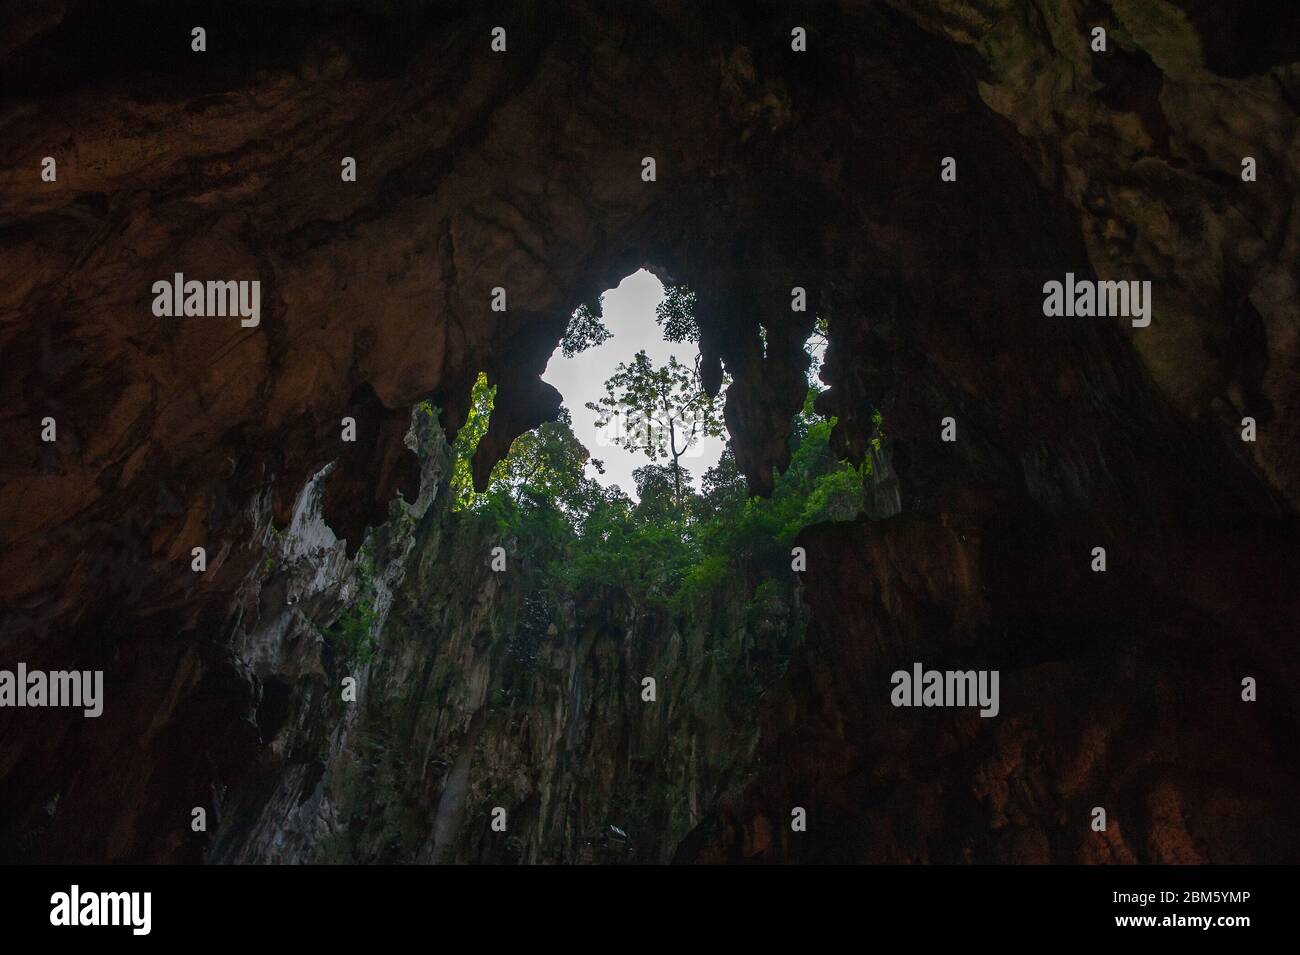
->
[441,267,876,613]
[543,268,728,499]
[395,269,884,862]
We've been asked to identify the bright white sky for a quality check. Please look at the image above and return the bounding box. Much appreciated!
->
[542,269,727,498]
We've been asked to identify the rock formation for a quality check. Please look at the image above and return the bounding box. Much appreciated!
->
[1,0,1296,863]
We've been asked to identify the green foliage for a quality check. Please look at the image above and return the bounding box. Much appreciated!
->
[655,286,699,343]
[444,291,884,614]
[488,407,606,517]
[451,366,882,613]
[585,350,725,511]
[562,302,612,358]
[868,407,884,463]
[449,373,497,509]
[326,546,379,666]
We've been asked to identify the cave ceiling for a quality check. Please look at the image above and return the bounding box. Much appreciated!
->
[0,0,1297,864]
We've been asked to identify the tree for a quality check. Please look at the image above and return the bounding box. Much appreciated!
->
[490,407,604,517]
[697,446,747,519]
[632,463,691,525]
[449,373,496,507]
[443,364,879,610]
[655,285,699,343]
[585,350,725,512]
[561,301,612,357]
[450,373,608,525]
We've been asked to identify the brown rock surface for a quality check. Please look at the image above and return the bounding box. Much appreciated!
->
[0,0,1296,862]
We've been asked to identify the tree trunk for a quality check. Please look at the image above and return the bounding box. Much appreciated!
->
[669,418,683,516]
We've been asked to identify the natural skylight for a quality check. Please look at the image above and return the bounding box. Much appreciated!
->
[543,269,727,497]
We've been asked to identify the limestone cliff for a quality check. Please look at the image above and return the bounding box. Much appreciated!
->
[210,418,806,864]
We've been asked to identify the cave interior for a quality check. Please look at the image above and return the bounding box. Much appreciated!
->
[0,0,1297,864]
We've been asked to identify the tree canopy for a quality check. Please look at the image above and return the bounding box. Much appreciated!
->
[584,351,725,511]
[561,301,612,358]
[654,285,699,343]
[440,285,884,611]
[447,370,881,612]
